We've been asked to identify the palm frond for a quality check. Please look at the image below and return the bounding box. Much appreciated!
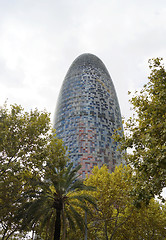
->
[14,162,97,239]
[70,194,97,208]
[65,209,76,231]
[68,205,85,232]
[68,200,93,216]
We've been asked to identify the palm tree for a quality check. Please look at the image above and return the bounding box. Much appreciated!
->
[16,163,96,240]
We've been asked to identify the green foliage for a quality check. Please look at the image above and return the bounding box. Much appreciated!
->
[0,103,95,240]
[68,165,166,240]
[85,165,134,240]
[117,199,166,240]
[122,58,166,201]
[15,163,96,240]
[0,103,53,239]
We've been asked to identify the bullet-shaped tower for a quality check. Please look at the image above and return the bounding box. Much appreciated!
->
[54,53,124,178]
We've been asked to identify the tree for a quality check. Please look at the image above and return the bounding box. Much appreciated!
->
[67,165,166,240]
[16,162,96,240]
[0,103,96,239]
[122,58,166,201]
[0,103,51,175]
[116,199,166,240]
[85,165,134,240]
[0,103,52,239]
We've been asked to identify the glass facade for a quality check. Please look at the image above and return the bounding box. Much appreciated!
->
[54,53,124,177]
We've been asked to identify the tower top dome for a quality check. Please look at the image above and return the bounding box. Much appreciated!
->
[67,53,110,77]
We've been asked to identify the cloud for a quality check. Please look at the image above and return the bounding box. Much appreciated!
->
[0,56,25,88]
[0,0,166,120]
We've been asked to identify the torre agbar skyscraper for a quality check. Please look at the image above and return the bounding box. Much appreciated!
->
[54,53,124,178]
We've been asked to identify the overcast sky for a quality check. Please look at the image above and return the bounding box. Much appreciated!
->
[0,0,166,122]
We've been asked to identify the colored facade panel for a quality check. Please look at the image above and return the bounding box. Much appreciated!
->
[54,53,124,177]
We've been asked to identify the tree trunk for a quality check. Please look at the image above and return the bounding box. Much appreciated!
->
[62,205,66,240]
[54,209,61,240]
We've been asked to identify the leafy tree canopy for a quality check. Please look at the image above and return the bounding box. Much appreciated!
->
[121,58,166,202]
[67,165,166,240]
[16,162,96,240]
[0,103,96,240]
[0,103,67,239]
